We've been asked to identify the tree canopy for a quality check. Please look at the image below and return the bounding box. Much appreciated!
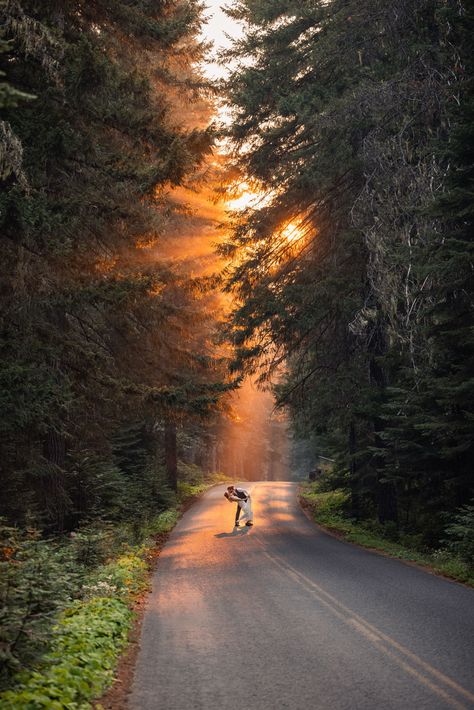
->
[222,0,474,537]
[0,0,230,529]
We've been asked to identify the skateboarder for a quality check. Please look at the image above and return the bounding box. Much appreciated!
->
[224,485,253,527]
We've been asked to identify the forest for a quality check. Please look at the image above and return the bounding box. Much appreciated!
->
[0,0,473,706]
[223,0,474,542]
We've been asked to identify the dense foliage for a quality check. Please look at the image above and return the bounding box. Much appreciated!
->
[0,0,230,533]
[222,0,474,543]
[0,509,164,705]
[1,597,132,709]
[0,504,181,694]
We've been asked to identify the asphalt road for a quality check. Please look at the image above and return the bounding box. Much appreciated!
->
[129,482,474,710]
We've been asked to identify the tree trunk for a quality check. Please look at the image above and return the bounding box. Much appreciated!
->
[368,315,398,525]
[164,421,178,492]
[376,478,398,524]
[42,429,69,531]
[210,440,217,474]
[43,429,66,467]
[349,420,360,519]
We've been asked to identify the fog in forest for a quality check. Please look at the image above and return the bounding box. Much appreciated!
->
[154,159,296,481]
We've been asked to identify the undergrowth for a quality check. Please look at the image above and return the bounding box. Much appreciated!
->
[0,598,132,710]
[0,473,225,708]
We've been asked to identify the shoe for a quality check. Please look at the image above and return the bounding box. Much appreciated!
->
[245,521,253,526]
[234,522,240,527]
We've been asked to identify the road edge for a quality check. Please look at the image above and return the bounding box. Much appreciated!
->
[94,483,222,710]
[298,493,474,590]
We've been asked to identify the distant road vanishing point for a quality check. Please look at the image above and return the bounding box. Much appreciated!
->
[129,482,474,710]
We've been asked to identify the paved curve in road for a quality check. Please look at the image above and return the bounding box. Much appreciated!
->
[129,482,474,710]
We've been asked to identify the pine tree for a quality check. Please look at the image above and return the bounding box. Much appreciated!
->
[222,0,468,531]
[381,0,474,538]
[0,0,225,529]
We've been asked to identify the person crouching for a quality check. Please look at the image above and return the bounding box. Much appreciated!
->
[224,485,254,527]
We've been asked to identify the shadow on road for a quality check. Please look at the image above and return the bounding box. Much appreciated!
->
[214,528,250,539]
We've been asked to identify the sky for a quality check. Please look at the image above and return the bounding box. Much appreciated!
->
[200,1,242,79]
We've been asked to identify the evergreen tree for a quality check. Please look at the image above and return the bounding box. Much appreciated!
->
[222,0,470,533]
[381,0,474,538]
[0,0,226,530]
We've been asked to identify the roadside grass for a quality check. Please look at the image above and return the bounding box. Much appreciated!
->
[0,473,226,709]
[177,468,230,504]
[299,484,474,587]
[178,481,210,502]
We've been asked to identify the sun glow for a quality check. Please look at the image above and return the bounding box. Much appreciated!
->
[226,185,308,248]
[226,182,268,212]
[279,220,305,243]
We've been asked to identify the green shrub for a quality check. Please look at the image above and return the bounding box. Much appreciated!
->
[142,509,179,537]
[362,519,400,543]
[69,522,116,568]
[177,481,208,503]
[0,495,188,700]
[0,524,83,689]
[443,503,474,565]
[301,487,349,516]
[84,552,149,602]
[0,597,132,709]
[177,464,229,491]
[314,466,343,493]
[178,462,206,485]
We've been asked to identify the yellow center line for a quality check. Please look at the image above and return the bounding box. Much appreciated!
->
[254,534,473,710]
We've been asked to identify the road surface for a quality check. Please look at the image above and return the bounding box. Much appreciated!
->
[129,482,474,710]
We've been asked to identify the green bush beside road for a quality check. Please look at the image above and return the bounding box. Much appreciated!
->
[0,597,132,710]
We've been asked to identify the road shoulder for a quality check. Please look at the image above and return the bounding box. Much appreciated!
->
[298,490,474,589]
